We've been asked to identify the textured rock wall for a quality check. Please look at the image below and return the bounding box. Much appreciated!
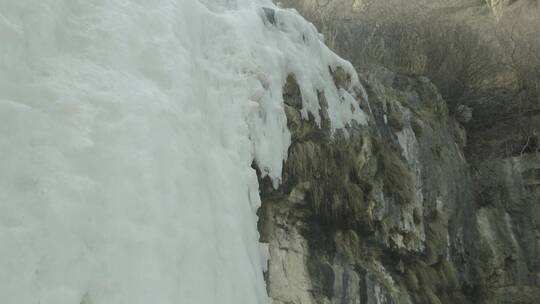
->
[257,66,540,303]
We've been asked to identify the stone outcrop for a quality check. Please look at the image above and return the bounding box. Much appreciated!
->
[257,65,540,303]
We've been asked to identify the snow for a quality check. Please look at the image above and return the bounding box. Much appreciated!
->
[0,1,366,303]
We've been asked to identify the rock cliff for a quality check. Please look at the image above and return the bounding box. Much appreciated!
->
[257,65,539,303]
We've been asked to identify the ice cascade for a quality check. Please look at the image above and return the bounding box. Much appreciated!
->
[0,1,366,303]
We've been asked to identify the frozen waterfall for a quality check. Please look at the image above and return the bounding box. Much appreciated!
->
[0,1,365,303]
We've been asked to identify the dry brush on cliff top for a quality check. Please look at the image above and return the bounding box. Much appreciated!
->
[278,0,540,130]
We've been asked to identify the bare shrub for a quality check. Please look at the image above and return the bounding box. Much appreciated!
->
[497,18,540,103]
[337,10,499,108]
[280,0,539,118]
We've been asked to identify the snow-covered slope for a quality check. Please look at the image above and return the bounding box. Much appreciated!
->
[0,1,365,303]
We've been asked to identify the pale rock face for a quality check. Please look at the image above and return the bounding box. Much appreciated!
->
[268,228,314,304]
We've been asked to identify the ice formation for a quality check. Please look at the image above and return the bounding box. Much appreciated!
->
[0,1,366,303]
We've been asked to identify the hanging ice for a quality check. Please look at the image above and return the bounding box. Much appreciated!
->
[0,1,366,303]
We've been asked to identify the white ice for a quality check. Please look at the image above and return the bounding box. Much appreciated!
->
[0,1,366,303]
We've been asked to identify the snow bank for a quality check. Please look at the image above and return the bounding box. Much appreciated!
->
[0,1,366,303]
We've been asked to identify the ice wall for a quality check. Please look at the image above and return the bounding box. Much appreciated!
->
[0,1,366,303]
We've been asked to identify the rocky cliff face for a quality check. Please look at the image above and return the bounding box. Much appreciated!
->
[257,65,540,303]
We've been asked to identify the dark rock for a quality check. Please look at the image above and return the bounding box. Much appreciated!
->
[262,7,276,25]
